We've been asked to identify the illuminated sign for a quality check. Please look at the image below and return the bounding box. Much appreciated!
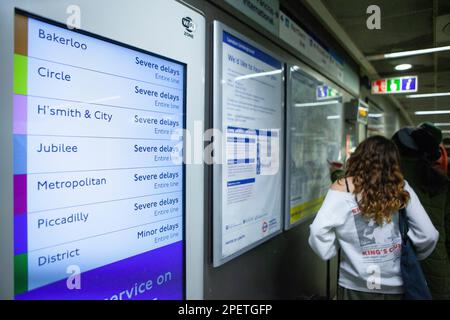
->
[371,76,418,94]
[316,85,341,100]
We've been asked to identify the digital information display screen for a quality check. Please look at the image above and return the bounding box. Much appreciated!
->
[13,11,185,300]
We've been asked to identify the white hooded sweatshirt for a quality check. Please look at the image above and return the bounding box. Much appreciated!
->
[308,182,439,294]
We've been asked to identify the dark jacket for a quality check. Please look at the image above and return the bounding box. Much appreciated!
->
[400,156,450,300]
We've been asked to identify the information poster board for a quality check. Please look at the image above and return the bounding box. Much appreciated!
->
[213,22,284,267]
[13,11,185,300]
[285,66,344,229]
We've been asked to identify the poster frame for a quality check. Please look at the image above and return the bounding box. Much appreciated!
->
[284,63,347,230]
[212,21,285,267]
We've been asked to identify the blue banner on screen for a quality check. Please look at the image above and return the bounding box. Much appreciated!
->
[13,11,185,300]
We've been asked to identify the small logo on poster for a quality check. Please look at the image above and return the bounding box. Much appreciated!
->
[262,221,268,233]
[182,17,196,39]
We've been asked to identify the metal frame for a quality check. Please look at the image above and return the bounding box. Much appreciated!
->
[284,62,347,230]
[212,21,285,267]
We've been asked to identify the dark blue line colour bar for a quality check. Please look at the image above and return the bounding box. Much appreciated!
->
[223,31,282,69]
[227,178,256,187]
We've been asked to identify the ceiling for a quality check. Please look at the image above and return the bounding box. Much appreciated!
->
[318,0,450,137]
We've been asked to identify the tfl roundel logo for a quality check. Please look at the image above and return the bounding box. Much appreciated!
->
[262,221,268,233]
[182,17,196,33]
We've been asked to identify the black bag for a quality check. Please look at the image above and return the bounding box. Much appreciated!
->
[399,208,432,300]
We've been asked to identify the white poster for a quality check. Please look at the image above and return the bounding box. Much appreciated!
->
[213,22,284,266]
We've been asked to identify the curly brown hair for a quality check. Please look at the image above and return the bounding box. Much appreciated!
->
[345,135,410,225]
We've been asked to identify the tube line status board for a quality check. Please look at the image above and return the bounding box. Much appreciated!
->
[13,11,185,300]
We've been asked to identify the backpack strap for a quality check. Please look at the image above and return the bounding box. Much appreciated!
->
[399,207,409,243]
[344,177,350,193]
[336,178,350,295]
[336,248,341,293]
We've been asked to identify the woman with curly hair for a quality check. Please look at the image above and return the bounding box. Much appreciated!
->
[309,135,439,300]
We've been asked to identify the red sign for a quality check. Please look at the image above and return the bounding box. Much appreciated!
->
[372,79,387,94]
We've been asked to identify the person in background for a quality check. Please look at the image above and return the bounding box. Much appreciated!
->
[437,143,449,176]
[309,135,438,300]
[328,160,344,183]
[420,122,448,176]
[393,126,450,300]
[444,138,450,176]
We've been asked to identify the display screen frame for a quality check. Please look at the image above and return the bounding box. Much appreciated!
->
[13,8,187,300]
